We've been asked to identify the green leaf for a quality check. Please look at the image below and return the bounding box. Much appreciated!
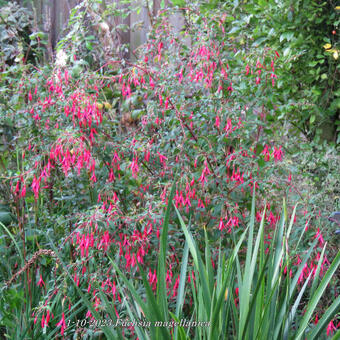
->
[170,0,185,7]
[86,41,93,51]
[0,212,13,226]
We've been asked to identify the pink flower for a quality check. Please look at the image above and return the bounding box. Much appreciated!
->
[32,175,41,199]
[45,310,50,326]
[74,273,79,287]
[197,199,205,208]
[315,228,325,247]
[41,310,50,328]
[148,268,157,290]
[272,146,284,162]
[149,77,155,89]
[305,219,309,231]
[129,156,139,178]
[56,312,66,336]
[224,118,233,135]
[215,115,220,128]
[271,60,275,72]
[113,151,121,164]
[218,218,225,230]
[327,320,336,336]
[172,276,180,298]
[270,73,277,87]
[165,97,169,109]
[245,64,250,75]
[198,161,211,187]
[37,275,45,287]
[20,183,26,197]
[158,41,163,55]
[157,152,167,166]
[261,145,271,161]
[177,68,183,84]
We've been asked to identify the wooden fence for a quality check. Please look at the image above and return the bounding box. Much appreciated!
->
[20,0,181,60]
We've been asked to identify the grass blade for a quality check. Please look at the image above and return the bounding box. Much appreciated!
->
[175,240,189,318]
[174,204,211,316]
[157,181,177,323]
[296,249,340,340]
[0,221,24,267]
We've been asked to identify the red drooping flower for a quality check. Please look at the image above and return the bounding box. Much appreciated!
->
[56,312,66,336]
[327,320,337,336]
[37,274,45,288]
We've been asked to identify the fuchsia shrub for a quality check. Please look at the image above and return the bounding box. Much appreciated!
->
[7,8,338,338]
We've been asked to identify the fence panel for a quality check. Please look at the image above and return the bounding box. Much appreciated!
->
[28,0,182,60]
